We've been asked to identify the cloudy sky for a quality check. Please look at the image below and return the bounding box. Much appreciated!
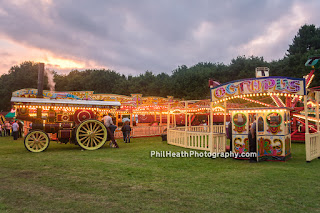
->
[0,0,319,76]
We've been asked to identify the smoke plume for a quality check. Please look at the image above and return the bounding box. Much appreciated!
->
[45,68,56,92]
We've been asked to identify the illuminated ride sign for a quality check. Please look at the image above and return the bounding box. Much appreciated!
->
[211,77,306,102]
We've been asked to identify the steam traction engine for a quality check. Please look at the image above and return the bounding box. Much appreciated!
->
[11,96,120,152]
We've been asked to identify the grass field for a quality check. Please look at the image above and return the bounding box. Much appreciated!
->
[0,136,320,213]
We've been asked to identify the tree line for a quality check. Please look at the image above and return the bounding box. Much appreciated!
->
[0,24,320,111]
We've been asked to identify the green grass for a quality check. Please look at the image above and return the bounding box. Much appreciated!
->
[0,136,320,213]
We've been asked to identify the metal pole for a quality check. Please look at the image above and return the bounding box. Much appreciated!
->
[224,101,227,133]
[185,102,188,130]
[209,101,214,153]
[167,104,170,130]
[304,95,309,134]
[185,102,188,147]
[304,94,310,162]
[210,102,213,133]
[316,91,319,132]
[130,112,133,127]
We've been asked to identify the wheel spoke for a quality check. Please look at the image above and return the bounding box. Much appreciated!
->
[79,136,89,141]
[83,138,90,146]
[95,133,105,136]
[29,141,35,147]
[38,135,45,140]
[81,125,89,132]
[95,136,104,140]
[92,137,98,146]
[92,123,99,132]
[85,123,90,131]
[38,143,44,149]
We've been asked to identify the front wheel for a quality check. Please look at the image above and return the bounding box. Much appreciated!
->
[24,130,50,152]
[76,120,108,150]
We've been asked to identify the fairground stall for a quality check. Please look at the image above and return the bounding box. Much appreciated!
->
[12,89,178,138]
[229,107,291,161]
[12,88,219,138]
[167,64,320,162]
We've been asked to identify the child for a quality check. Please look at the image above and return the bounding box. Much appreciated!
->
[121,121,131,143]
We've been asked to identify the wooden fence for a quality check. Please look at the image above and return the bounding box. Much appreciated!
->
[114,126,166,138]
[186,125,224,133]
[305,132,320,162]
[167,125,226,153]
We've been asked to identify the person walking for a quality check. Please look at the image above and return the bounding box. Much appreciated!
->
[12,120,19,140]
[121,121,131,143]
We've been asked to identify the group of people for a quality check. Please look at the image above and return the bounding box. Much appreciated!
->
[0,120,23,140]
[101,113,132,148]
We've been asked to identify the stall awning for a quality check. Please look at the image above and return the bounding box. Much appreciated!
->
[5,112,15,118]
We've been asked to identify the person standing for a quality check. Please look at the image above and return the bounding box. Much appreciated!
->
[5,121,11,136]
[121,121,131,143]
[248,118,257,163]
[102,113,119,148]
[17,120,23,138]
[102,113,116,132]
[12,120,19,140]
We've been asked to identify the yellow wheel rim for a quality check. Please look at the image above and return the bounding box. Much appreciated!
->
[24,131,50,152]
[76,120,107,150]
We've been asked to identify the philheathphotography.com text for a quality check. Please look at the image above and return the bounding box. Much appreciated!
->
[150,151,256,159]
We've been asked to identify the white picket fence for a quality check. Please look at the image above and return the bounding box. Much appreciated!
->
[114,126,166,138]
[186,125,224,133]
[167,125,226,153]
[305,132,320,162]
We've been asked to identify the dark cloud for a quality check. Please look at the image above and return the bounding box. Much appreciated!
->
[0,0,319,75]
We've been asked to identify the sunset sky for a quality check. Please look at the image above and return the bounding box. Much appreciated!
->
[0,0,320,76]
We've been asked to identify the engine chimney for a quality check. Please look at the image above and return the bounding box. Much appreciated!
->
[37,63,45,98]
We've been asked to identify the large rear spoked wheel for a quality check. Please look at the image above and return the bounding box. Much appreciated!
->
[24,130,50,152]
[76,120,108,150]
